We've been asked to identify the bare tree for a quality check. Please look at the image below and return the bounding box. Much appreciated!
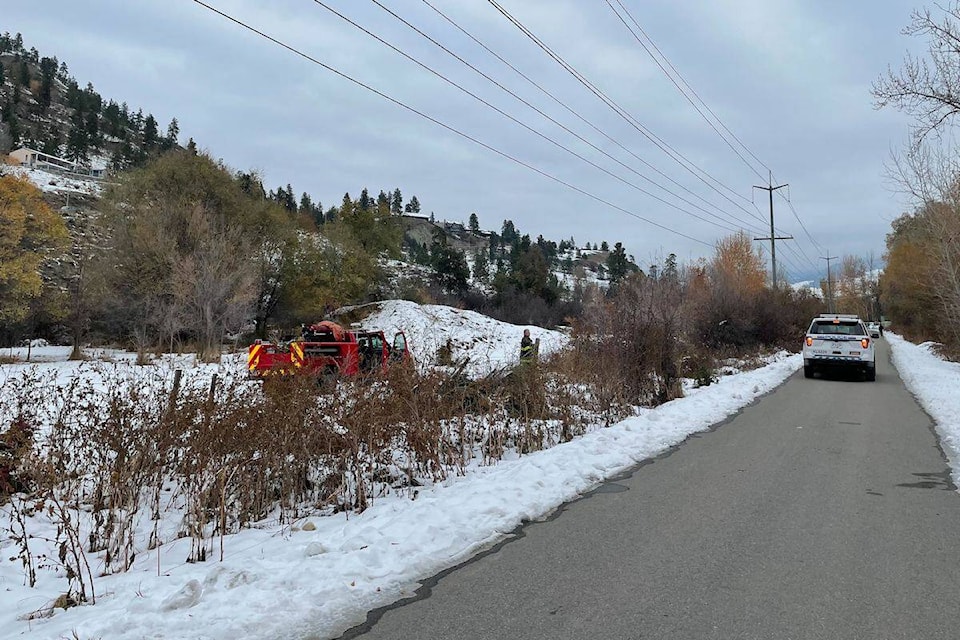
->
[171,206,257,362]
[874,4,960,144]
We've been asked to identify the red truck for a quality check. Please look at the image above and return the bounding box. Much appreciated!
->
[247,321,411,380]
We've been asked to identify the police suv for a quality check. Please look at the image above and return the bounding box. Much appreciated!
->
[802,314,876,381]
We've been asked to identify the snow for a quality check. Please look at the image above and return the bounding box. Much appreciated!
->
[9,318,959,640]
[0,164,103,196]
[1,325,802,640]
[886,334,960,487]
[342,299,568,378]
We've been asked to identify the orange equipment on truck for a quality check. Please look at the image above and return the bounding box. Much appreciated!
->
[247,321,411,380]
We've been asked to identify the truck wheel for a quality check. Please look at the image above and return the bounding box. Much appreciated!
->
[866,366,876,382]
[803,365,813,379]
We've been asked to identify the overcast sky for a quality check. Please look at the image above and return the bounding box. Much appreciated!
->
[5,1,926,281]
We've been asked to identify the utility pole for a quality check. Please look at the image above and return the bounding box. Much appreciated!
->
[753,172,793,290]
[821,252,838,313]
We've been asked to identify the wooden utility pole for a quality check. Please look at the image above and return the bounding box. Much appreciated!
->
[821,252,838,313]
[753,172,793,290]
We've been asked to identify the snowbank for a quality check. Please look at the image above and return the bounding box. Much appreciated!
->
[342,300,569,377]
[886,334,960,486]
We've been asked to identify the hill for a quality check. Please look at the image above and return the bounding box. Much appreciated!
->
[0,31,180,172]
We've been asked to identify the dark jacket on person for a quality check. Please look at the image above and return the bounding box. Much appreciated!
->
[520,334,534,361]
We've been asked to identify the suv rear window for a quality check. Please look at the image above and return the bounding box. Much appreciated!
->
[809,321,863,335]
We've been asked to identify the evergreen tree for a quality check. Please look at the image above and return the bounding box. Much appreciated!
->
[488,231,500,260]
[164,117,179,150]
[142,114,158,149]
[405,195,421,213]
[377,189,389,208]
[472,248,489,283]
[358,187,371,211]
[0,62,4,85]
[469,212,480,233]
[65,110,89,162]
[501,219,518,244]
[606,242,631,283]
[40,124,60,156]
[391,188,402,214]
[103,101,121,136]
[299,192,313,216]
[85,110,99,147]
[18,58,29,86]
[3,101,21,148]
[38,57,57,112]
[600,240,609,251]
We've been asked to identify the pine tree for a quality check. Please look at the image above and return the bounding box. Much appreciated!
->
[600,241,609,251]
[65,110,89,162]
[391,188,402,214]
[377,189,389,208]
[606,242,630,283]
[18,58,29,86]
[472,249,489,283]
[0,62,4,85]
[406,195,421,213]
[38,57,57,112]
[164,118,179,149]
[142,113,157,148]
[4,102,22,148]
[358,187,371,211]
[469,212,479,233]
[40,124,60,156]
[501,219,517,244]
[186,137,197,154]
[85,110,99,147]
[299,192,312,216]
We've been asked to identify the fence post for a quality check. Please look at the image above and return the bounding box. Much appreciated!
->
[208,373,218,405]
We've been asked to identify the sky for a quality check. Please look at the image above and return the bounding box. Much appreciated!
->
[3,0,927,281]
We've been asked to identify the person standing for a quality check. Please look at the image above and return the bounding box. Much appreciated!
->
[520,329,535,362]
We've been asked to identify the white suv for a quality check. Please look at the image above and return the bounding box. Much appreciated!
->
[803,314,876,381]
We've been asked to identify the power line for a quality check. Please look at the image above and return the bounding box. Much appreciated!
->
[603,0,824,276]
[486,0,766,224]
[312,0,744,234]
[418,0,766,232]
[368,0,762,234]
[189,0,714,246]
[608,0,771,178]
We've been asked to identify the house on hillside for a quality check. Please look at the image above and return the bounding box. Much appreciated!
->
[8,147,105,179]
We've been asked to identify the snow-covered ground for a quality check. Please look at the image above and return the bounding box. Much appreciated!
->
[886,334,960,486]
[6,319,960,640]
[0,338,801,640]
[1,163,103,196]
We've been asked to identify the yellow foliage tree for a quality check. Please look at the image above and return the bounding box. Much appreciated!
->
[711,231,767,297]
[0,175,68,324]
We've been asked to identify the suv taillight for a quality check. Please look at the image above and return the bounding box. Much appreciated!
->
[861,338,870,349]
[805,336,813,347]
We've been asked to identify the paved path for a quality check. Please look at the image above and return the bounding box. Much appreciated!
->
[340,341,960,639]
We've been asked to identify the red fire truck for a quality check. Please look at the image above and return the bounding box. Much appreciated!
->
[247,321,411,380]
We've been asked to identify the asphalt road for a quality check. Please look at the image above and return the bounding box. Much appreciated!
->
[340,340,960,640]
